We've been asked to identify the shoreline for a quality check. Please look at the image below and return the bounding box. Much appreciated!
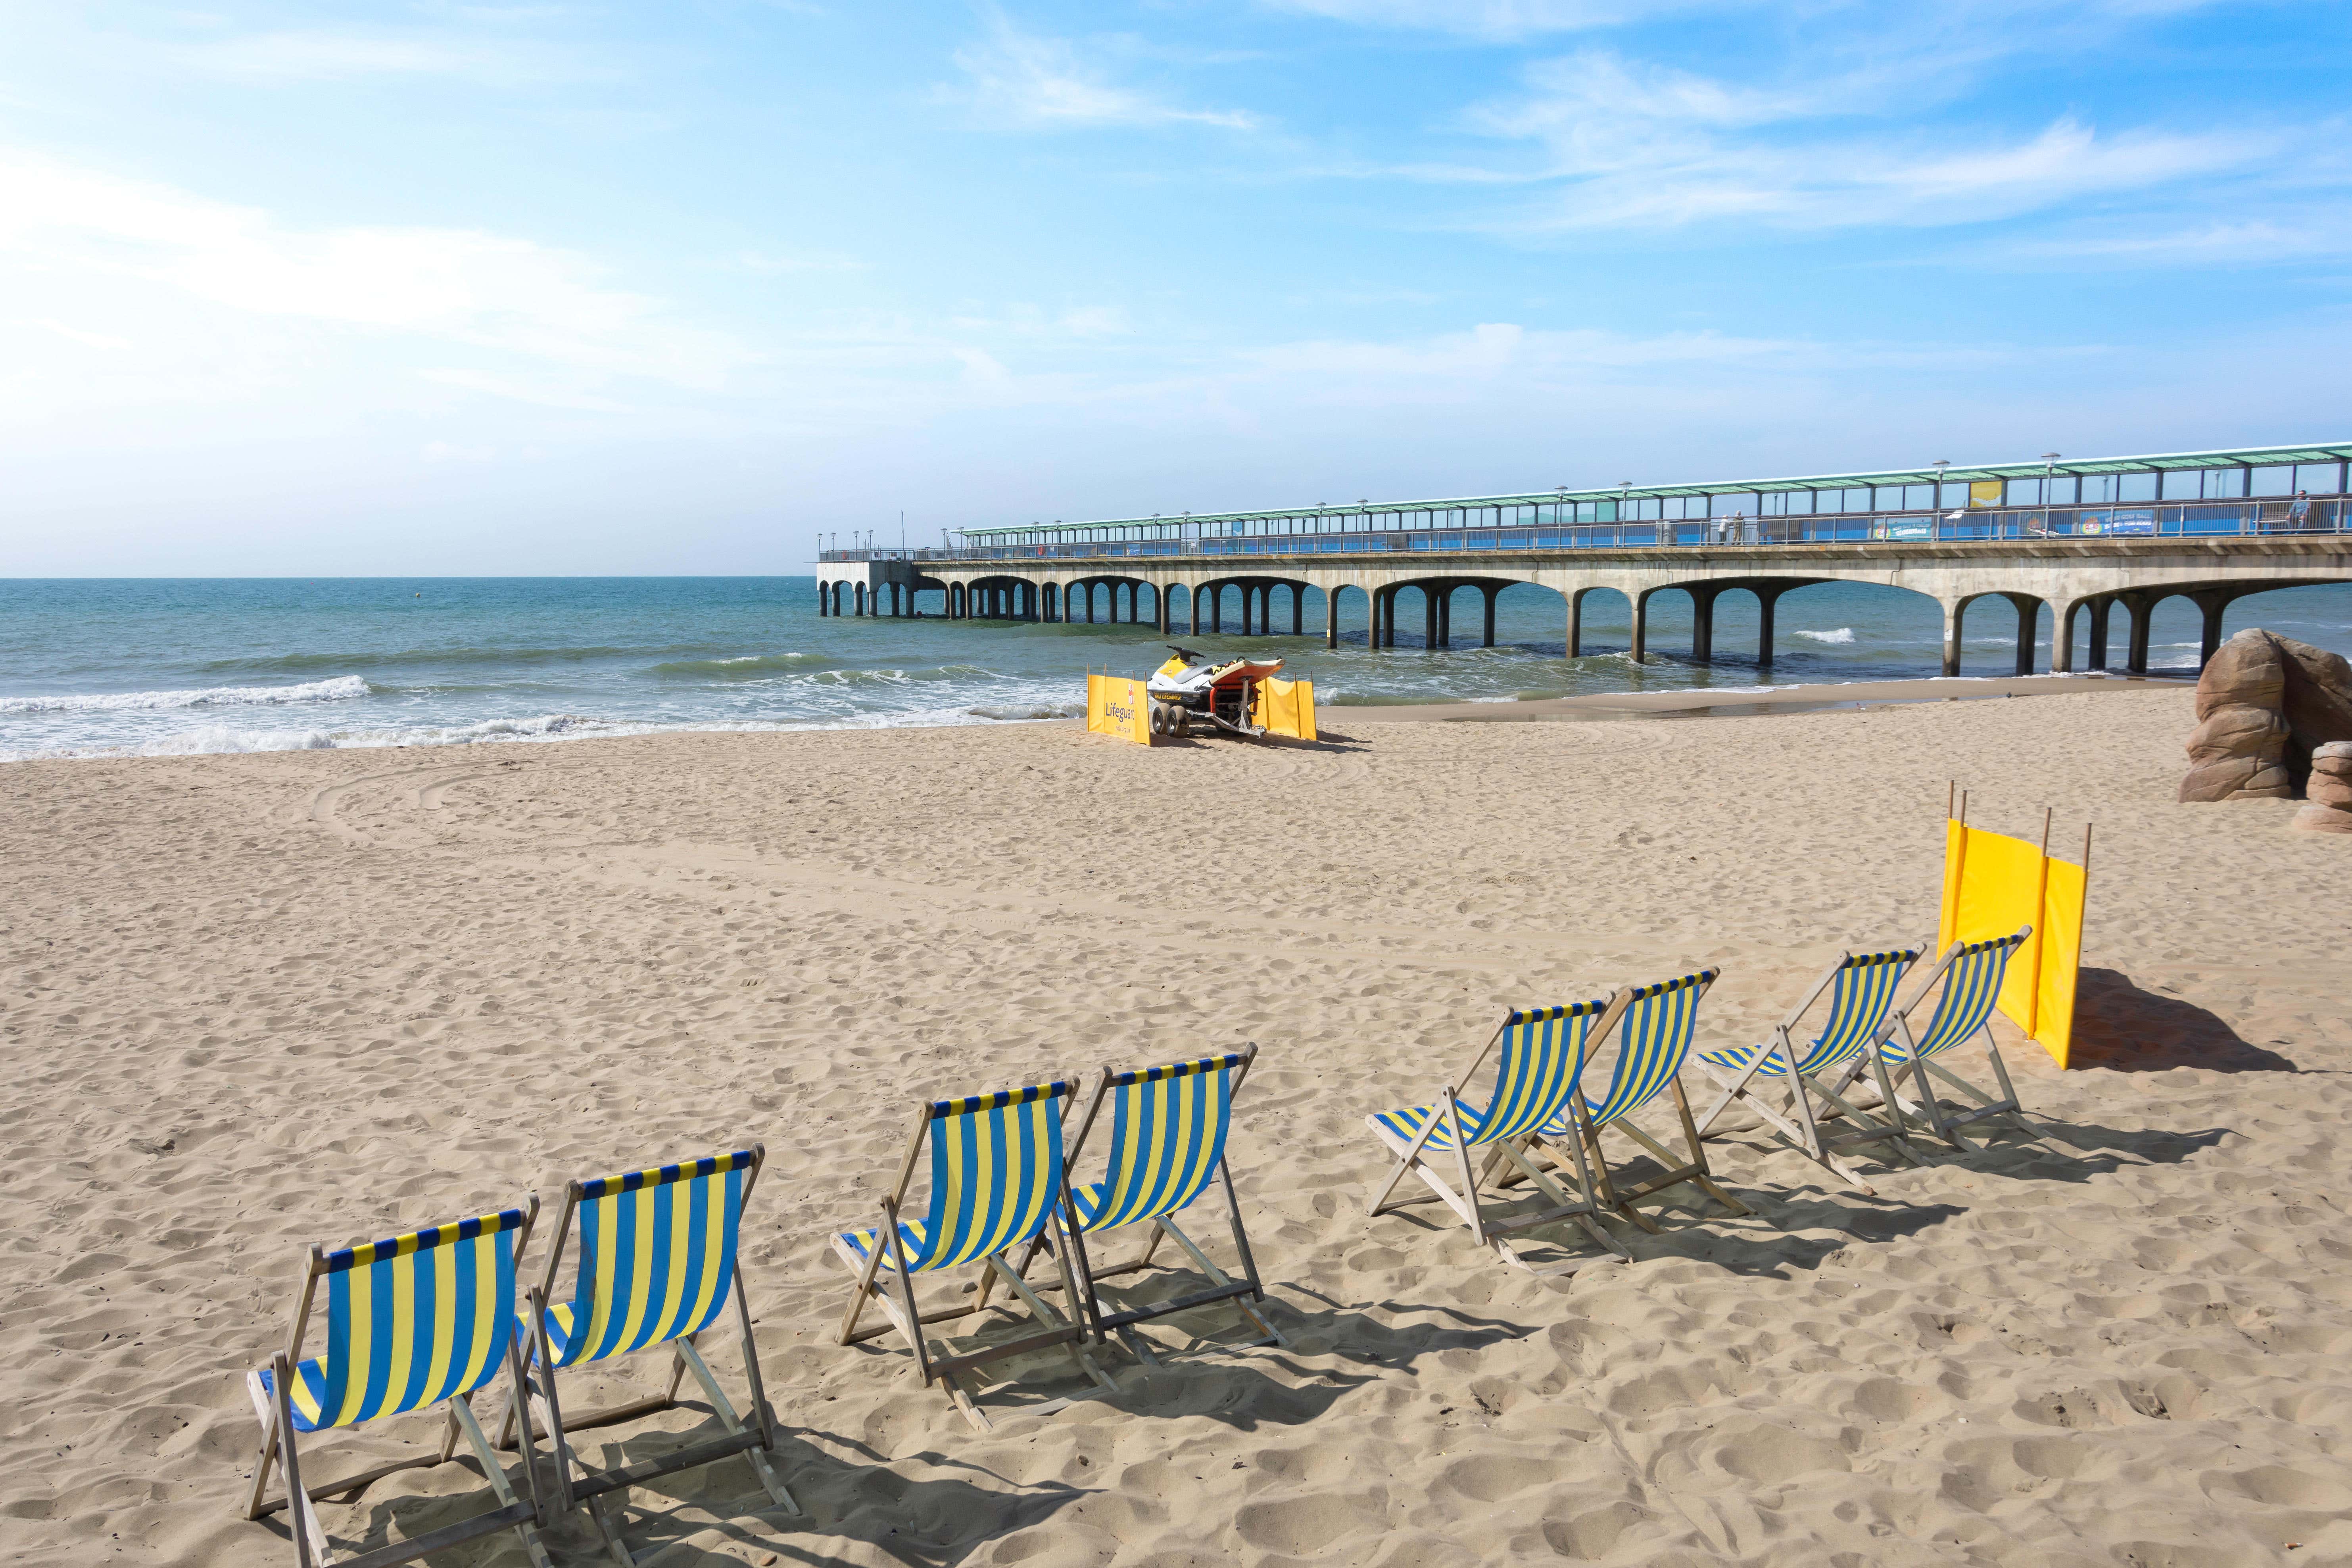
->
[1328,670,2191,723]
[2,670,2195,764]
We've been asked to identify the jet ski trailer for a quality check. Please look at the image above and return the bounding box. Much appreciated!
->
[1144,645,1286,739]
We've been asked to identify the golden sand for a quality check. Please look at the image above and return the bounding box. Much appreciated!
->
[4,682,2348,1566]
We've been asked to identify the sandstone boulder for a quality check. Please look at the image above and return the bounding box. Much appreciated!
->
[2195,629,2285,720]
[2309,742,2352,810]
[2291,801,2352,834]
[2180,755,2294,802]
[2185,703,2287,766]
[2182,629,2352,802]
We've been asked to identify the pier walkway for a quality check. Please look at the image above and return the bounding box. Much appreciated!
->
[814,443,2352,675]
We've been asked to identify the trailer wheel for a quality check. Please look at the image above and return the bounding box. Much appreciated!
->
[1172,709,1191,739]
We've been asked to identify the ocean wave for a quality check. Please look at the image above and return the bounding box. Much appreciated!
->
[965,702,1087,721]
[649,653,821,678]
[206,645,718,674]
[1794,628,1856,644]
[0,674,370,714]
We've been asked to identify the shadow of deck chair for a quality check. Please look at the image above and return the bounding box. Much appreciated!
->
[241,1203,551,1568]
[1531,969,1753,1232]
[511,1148,795,1567]
[1691,946,1926,1194]
[831,1081,1117,1431]
[1829,929,2046,1154]
[1053,1047,1284,1365]
[1366,993,1635,1276]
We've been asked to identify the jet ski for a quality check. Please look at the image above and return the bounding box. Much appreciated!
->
[1145,645,1285,739]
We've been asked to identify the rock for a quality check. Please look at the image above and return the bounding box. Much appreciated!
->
[2196,629,2285,721]
[2310,742,2352,808]
[2292,801,2352,834]
[2278,638,2352,770]
[2185,703,2287,765]
[2179,755,2293,802]
[2183,630,2352,801]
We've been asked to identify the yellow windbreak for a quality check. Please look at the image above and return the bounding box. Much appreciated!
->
[1937,818,2089,1067]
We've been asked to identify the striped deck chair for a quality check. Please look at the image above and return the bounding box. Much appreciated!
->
[1831,929,2041,1153]
[1532,969,1752,1232]
[831,1082,1117,1431]
[511,1148,795,1567]
[241,1202,551,1568]
[1690,947,1925,1194]
[1053,1047,1283,1363]
[1365,994,1636,1275]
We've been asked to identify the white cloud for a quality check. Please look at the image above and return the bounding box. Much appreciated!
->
[1458,48,2273,232]
[1262,0,1721,35]
[0,152,751,391]
[171,28,601,85]
[952,15,1258,131]
[25,317,130,350]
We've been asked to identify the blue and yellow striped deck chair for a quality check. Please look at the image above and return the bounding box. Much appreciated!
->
[830,1081,1116,1431]
[514,1148,795,1567]
[1365,994,1637,1275]
[240,1201,551,1568]
[1690,947,1924,1193]
[1053,1046,1282,1362]
[1533,969,1752,1231]
[1831,929,2042,1153]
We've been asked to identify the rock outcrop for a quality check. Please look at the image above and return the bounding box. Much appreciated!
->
[2293,741,2352,834]
[2181,629,2352,804]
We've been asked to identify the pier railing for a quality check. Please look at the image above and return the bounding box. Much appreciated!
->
[823,498,2348,564]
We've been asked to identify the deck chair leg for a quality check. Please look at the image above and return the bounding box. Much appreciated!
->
[1152,1213,1286,1346]
[1368,1101,1451,1217]
[676,1338,797,1514]
[530,1291,580,1515]
[587,1491,636,1568]
[1000,1242,1117,1392]
[1906,1052,1975,1150]
[1670,1080,1751,1216]
[1832,1056,1928,1166]
[1579,1121,1656,1233]
[451,1392,553,1568]
[1491,1138,1629,1268]
[268,1355,330,1568]
[242,1372,282,1523]
[882,1218,939,1394]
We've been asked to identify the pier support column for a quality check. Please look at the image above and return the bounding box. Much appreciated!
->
[1373,587,1391,651]
[1690,586,1717,662]
[1292,583,1304,637]
[1325,586,1338,648]
[2121,591,2155,674]
[817,581,828,616]
[1631,589,1653,664]
[1756,585,1783,668]
[2053,600,2079,674]
[2191,589,2234,669]
[1481,585,1498,648]
[2087,599,2110,670]
[2003,593,2042,676]
[1567,589,1585,658]
[1940,597,1970,676]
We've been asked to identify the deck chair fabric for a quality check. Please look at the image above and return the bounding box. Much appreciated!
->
[831,1082,1115,1430]
[1535,969,1751,1230]
[517,1148,794,1568]
[243,1204,551,1568]
[1691,947,1924,1192]
[1837,929,2042,1152]
[1365,995,1635,1275]
[1058,1047,1280,1360]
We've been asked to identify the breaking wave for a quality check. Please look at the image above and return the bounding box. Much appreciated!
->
[0,675,370,714]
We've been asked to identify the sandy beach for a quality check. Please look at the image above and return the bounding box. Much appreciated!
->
[4,678,2348,1568]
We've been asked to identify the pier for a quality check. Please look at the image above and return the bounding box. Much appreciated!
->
[815,442,2352,675]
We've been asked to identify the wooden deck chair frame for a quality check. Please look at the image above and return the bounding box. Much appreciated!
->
[1690,947,1929,1194]
[241,1201,552,1568]
[1533,969,1753,1233]
[1831,929,2045,1153]
[830,1081,1116,1431]
[1048,1046,1284,1365]
[1367,993,1636,1276]
[506,1147,795,1568]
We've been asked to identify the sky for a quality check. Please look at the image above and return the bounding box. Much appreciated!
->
[2,1,2347,575]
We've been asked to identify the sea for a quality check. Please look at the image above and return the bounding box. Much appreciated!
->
[4,577,2348,762]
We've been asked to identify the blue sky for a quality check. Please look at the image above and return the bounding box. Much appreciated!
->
[2,2,2346,574]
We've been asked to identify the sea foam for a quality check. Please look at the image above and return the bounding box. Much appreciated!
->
[0,674,370,714]
[1795,628,1856,644]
